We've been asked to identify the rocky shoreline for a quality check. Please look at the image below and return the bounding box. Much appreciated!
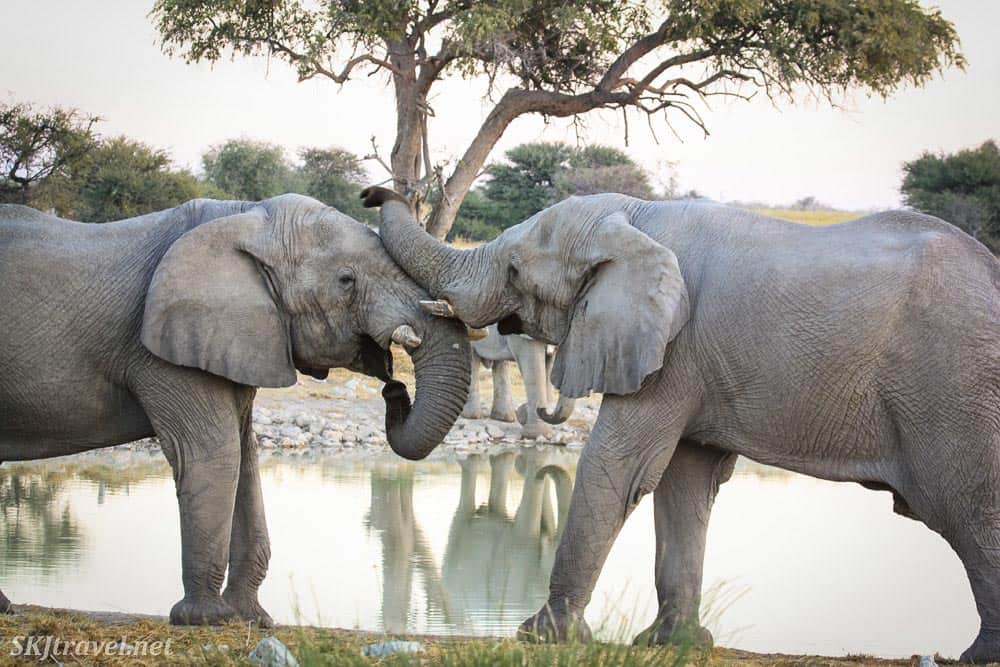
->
[100,386,599,461]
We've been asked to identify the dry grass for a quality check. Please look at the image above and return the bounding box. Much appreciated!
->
[0,608,939,666]
[751,208,863,226]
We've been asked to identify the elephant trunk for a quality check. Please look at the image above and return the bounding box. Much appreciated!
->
[538,394,576,425]
[362,187,495,320]
[382,320,471,461]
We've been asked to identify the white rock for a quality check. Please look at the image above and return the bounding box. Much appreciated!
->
[249,637,298,667]
[485,424,505,439]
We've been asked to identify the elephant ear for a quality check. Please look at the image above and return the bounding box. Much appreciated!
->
[141,210,297,388]
[551,211,689,398]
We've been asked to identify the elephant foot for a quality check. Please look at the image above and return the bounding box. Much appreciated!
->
[516,604,592,643]
[169,595,239,626]
[462,402,484,419]
[961,629,1000,664]
[490,405,516,422]
[222,589,274,628]
[516,404,553,439]
[633,617,713,648]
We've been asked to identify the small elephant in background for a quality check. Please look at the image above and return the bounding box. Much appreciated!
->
[464,325,576,439]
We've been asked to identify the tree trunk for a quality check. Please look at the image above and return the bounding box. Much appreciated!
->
[424,90,529,240]
[387,39,424,203]
[423,87,628,240]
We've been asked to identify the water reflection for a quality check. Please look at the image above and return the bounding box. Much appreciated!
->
[0,469,84,578]
[0,451,979,659]
[366,450,574,634]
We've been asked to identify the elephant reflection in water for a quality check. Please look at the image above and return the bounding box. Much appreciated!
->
[365,465,448,633]
[365,450,573,634]
[441,451,573,630]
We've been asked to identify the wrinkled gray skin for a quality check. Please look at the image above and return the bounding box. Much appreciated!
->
[465,325,575,439]
[0,195,470,627]
[363,187,1000,663]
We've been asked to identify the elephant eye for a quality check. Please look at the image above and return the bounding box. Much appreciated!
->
[337,270,355,289]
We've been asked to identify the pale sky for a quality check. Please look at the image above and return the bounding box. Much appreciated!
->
[1,0,996,211]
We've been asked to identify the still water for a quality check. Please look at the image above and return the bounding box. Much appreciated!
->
[0,447,978,659]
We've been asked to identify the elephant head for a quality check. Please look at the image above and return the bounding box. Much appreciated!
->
[141,194,471,460]
[362,187,688,400]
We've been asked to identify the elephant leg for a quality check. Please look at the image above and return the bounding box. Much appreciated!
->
[221,406,273,627]
[134,369,247,625]
[518,391,686,642]
[509,336,552,440]
[462,349,484,419]
[490,359,517,422]
[951,519,1000,664]
[896,427,1000,664]
[544,349,555,406]
[634,440,736,647]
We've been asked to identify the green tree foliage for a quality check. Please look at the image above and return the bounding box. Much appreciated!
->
[901,140,1000,254]
[152,0,963,239]
[0,101,98,205]
[200,139,374,219]
[72,137,206,222]
[480,142,576,232]
[202,138,299,201]
[449,142,653,240]
[297,147,375,224]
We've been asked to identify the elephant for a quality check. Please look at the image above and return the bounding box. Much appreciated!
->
[464,325,576,439]
[0,195,471,626]
[361,187,1000,663]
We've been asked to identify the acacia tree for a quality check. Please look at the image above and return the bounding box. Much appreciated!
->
[153,0,963,239]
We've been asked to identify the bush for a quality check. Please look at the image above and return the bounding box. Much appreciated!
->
[901,140,1000,254]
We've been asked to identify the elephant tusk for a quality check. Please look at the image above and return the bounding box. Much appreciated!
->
[391,324,422,351]
[419,299,457,318]
[466,326,488,340]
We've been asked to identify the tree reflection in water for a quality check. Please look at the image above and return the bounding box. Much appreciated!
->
[0,469,83,578]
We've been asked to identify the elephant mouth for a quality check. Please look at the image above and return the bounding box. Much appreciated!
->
[359,334,394,382]
[497,313,524,335]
